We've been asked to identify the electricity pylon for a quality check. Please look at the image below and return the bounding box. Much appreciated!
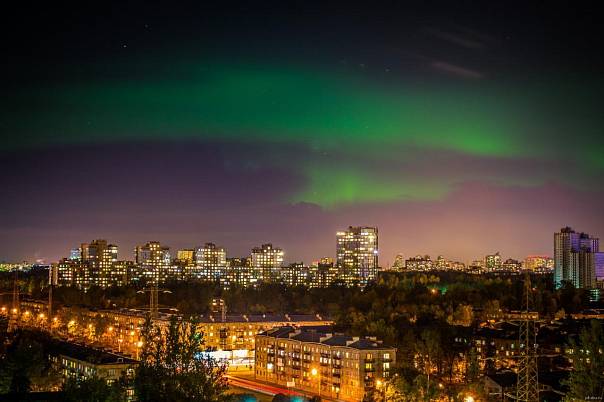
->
[8,269,19,332]
[137,282,171,319]
[516,274,539,402]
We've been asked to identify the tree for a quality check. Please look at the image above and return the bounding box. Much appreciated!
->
[562,320,604,401]
[466,347,479,384]
[134,315,229,402]
[0,332,49,394]
[415,329,441,395]
[62,376,126,402]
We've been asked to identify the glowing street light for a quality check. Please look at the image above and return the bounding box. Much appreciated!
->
[310,367,321,397]
[136,341,143,360]
[464,395,475,402]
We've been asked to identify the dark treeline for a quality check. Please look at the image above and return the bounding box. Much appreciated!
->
[0,270,592,319]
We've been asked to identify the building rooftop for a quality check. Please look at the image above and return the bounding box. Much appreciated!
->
[49,339,138,365]
[196,313,331,323]
[259,326,393,350]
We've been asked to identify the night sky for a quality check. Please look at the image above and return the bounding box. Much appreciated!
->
[1,2,603,264]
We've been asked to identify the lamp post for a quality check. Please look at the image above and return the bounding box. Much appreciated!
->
[376,379,388,402]
[136,341,143,360]
[311,367,321,398]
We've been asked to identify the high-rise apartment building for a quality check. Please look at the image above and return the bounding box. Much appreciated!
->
[280,262,312,286]
[194,243,227,279]
[176,249,195,265]
[336,226,378,285]
[82,240,118,288]
[53,240,130,288]
[135,241,171,284]
[485,252,502,271]
[69,248,81,261]
[596,253,604,282]
[523,256,554,271]
[554,227,602,289]
[404,255,432,271]
[251,244,284,281]
[312,260,339,288]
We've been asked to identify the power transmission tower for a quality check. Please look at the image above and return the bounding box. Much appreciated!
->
[516,274,539,402]
[48,279,53,329]
[138,283,171,319]
[8,270,20,332]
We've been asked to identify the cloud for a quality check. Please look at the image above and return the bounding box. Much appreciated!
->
[431,61,484,79]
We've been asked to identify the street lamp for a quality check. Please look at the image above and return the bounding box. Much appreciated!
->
[136,341,143,360]
[464,395,475,402]
[376,379,386,402]
[310,368,320,398]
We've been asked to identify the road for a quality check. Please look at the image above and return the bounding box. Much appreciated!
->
[227,375,300,397]
[227,375,342,401]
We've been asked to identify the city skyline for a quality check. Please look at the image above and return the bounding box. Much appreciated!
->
[2,222,601,266]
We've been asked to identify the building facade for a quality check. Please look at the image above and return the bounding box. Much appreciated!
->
[336,226,378,286]
[135,241,171,284]
[554,227,602,289]
[251,244,284,281]
[194,243,227,280]
[485,252,502,271]
[255,326,395,401]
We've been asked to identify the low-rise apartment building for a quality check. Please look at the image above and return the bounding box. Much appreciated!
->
[255,326,395,401]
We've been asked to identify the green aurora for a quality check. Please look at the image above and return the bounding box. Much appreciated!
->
[4,61,603,207]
